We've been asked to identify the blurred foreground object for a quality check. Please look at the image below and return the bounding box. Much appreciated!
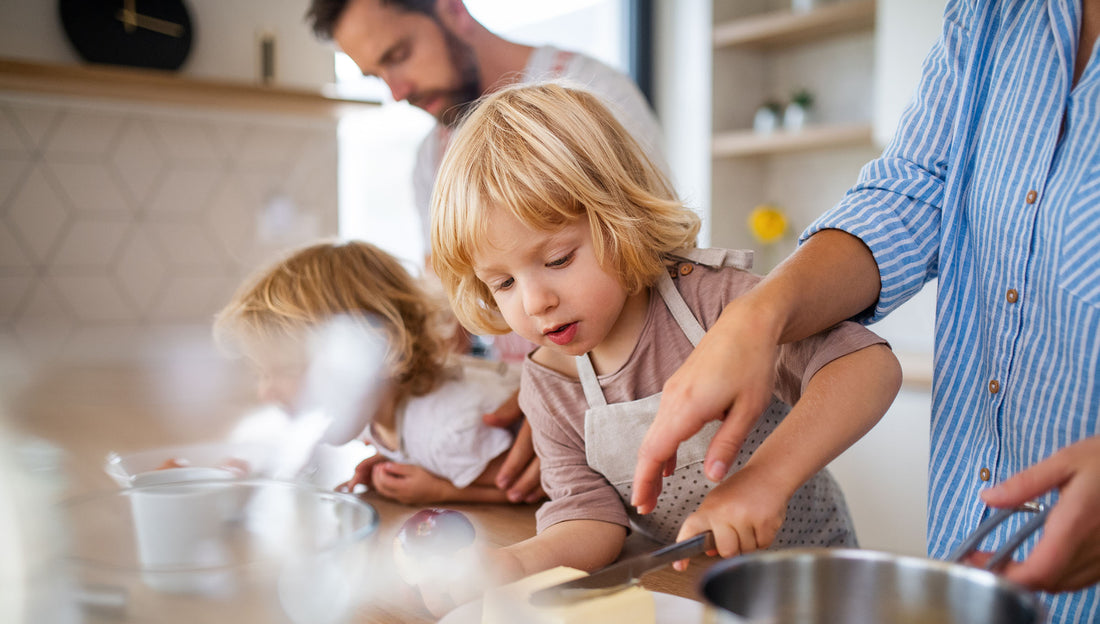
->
[0,426,79,623]
[482,567,655,624]
[393,508,476,586]
[60,479,379,624]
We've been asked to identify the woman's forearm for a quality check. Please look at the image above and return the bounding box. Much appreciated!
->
[751,229,881,345]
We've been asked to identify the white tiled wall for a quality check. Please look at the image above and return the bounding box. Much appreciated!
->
[0,93,339,366]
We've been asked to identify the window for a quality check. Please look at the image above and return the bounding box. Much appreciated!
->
[336,1,635,270]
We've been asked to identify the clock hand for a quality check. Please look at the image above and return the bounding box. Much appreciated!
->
[122,0,136,33]
[114,9,185,38]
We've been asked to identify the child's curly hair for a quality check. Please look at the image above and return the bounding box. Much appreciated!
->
[431,82,700,335]
[214,240,448,398]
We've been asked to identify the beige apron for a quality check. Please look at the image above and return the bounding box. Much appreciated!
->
[578,248,857,546]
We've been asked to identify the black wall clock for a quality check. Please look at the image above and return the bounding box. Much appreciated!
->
[59,0,195,71]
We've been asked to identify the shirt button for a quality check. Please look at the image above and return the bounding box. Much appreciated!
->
[1025,190,1038,204]
[679,264,694,276]
[979,467,991,481]
[989,379,1000,394]
[1006,289,1018,303]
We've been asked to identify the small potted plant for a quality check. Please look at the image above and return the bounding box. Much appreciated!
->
[784,89,814,131]
[753,100,783,134]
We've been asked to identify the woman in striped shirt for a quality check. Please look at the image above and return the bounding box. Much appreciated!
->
[633,1,1100,621]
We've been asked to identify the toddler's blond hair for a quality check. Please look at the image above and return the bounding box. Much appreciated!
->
[214,240,447,398]
[431,82,700,335]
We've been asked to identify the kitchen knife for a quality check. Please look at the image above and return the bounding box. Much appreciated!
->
[529,531,715,606]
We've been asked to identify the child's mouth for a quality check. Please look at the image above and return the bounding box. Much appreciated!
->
[545,322,578,346]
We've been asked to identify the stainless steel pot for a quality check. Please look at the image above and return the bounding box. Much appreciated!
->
[700,504,1048,624]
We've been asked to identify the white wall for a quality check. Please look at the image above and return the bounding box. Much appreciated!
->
[652,0,713,245]
[873,0,948,146]
[0,1,341,369]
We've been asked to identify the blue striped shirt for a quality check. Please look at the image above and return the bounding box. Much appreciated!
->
[804,1,1099,620]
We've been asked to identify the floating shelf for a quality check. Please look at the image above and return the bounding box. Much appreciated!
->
[0,58,380,117]
[714,0,876,49]
[712,122,873,157]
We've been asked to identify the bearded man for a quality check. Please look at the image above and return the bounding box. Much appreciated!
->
[307,0,667,249]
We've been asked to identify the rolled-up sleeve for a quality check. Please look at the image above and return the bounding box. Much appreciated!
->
[801,2,975,323]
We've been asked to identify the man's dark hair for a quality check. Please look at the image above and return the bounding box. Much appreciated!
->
[306,0,439,40]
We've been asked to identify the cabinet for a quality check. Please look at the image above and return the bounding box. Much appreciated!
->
[708,0,882,270]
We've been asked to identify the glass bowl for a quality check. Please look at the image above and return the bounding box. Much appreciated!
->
[60,478,379,624]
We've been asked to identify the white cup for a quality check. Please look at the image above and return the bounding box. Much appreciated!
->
[129,467,237,594]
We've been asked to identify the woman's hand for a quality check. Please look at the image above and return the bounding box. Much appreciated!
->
[972,435,1100,592]
[633,298,781,515]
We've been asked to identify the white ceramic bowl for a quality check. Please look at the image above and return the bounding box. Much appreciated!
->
[61,478,380,624]
[103,441,273,487]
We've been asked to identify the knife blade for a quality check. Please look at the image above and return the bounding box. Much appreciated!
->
[528,531,715,606]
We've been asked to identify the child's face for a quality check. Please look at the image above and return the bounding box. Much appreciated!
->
[244,338,308,412]
[472,210,638,360]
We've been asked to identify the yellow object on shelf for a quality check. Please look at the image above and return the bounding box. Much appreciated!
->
[748,205,789,244]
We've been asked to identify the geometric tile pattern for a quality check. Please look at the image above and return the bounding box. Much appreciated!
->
[0,94,338,365]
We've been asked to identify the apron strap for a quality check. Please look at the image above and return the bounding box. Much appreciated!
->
[667,247,753,271]
[575,264,717,407]
[575,352,607,407]
[656,272,706,346]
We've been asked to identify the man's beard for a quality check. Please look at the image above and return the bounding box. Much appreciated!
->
[434,24,481,127]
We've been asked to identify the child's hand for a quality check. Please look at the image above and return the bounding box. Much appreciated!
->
[337,454,384,492]
[483,396,546,503]
[371,462,450,505]
[672,462,791,571]
[335,454,386,493]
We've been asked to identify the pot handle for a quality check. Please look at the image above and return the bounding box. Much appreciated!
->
[947,501,1050,569]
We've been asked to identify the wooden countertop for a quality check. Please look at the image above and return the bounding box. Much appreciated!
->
[6,363,714,623]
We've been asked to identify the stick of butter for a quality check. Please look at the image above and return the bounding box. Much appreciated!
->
[482,566,655,624]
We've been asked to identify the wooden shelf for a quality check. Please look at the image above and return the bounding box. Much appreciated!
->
[713,122,872,157]
[714,0,876,49]
[0,58,380,117]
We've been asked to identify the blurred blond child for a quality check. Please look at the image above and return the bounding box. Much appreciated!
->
[426,82,902,606]
[214,239,523,504]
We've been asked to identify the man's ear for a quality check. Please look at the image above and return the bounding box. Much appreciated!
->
[434,0,475,35]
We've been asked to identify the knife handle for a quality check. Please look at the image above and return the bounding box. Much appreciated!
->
[648,531,715,568]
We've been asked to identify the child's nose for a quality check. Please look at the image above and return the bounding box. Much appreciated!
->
[256,377,278,404]
[522,282,557,316]
[257,378,291,410]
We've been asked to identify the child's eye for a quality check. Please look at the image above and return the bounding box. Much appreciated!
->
[495,277,514,292]
[547,252,574,268]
